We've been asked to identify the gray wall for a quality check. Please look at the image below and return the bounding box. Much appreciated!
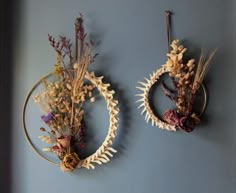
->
[9,0,235,193]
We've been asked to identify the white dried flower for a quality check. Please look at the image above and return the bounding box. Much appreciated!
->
[90,97,95,103]
[43,147,52,152]
[66,83,72,90]
[73,63,79,69]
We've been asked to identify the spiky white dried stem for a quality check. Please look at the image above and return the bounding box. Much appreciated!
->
[136,65,176,131]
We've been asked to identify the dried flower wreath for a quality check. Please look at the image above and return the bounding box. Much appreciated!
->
[22,14,119,172]
[136,11,216,132]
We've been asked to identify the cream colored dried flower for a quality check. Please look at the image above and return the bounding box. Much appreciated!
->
[42,147,52,152]
[73,63,79,69]
[33,94,40,103]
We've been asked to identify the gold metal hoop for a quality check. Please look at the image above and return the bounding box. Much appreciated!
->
[136,65,208,131]
[22,71,119,169]
[199,83,207,117]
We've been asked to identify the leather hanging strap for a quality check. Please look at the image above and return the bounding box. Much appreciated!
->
[165,11,171,53]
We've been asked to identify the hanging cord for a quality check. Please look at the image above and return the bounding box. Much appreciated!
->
[163,10,208,129]
[165,11,171,53]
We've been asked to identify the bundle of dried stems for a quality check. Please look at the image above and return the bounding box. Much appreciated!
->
[23,14,119,172]
[136,40,216,132]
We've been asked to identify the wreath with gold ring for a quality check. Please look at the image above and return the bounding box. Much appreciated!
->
[136,12,216,132]
[22,14,119,172]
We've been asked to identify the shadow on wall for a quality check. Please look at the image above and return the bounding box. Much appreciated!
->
[0,0,20,192]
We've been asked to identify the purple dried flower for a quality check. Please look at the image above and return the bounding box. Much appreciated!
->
[163,109,180,126]
[41,112,53,123]
[162,109,195,132]
[178,116,194,132]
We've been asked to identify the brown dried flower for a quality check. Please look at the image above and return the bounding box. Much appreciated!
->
[60,152,80,172]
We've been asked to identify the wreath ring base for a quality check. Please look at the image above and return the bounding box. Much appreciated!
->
[22,71,119,169]
[136,65,207,131]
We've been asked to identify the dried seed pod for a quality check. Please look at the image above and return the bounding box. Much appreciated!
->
[43,148,52,152]
[33,94,41,103]
[66,83,72,90]
[185,80,190,85]
[90,97,95,103]
[184,73,190,80]
[51,130,56,135]
[176,74,181,78]
[49,90,56,96]
[178,53,183,61]
[81,96,85,102]
[63,101,70,107]
[55,83,60,89]
[187,59,195,67]
[179,79,183,85]
[58,92,64,97]
[178,99,184,105]
[87,85,94,90]
[60,108,67,113]
[64,116,69,123]
[181,48,187,54]
[40,127,46,132]
[73,63,79,69]
[55,114,61,118]
[84,88,88,94]
[178,45,184,51]
[78,110,84,116]
[191,113,201,124]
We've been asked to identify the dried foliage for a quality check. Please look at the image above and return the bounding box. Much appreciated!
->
[136,39,216,132]
[31,15,119,171]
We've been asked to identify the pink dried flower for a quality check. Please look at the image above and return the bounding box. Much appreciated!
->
[163,109,180,126]
[57,136,71,149]
[162,109,195,132]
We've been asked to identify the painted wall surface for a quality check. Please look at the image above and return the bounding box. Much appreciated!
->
[6,0,236,193]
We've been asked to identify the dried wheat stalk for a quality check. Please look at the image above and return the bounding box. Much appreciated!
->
[192,48,217,93]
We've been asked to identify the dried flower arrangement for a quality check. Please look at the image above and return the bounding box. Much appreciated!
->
[136,39,216,132]
[22,14,119,172]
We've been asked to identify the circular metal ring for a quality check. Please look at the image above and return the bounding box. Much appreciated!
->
[198,83,207,117]
[22,72,59,165]
[136,66,208,131]
[22,71,119,169]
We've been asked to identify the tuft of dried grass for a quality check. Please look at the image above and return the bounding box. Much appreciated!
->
[192,48,217,93]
